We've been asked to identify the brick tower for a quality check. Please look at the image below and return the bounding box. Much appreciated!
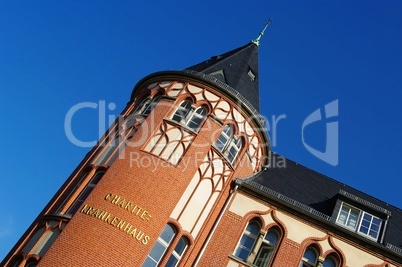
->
[2,38,269,266]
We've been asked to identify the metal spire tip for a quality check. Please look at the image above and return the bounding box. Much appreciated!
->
[251,18,273,47]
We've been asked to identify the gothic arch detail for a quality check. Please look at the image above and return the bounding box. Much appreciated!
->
[170,148,232,238]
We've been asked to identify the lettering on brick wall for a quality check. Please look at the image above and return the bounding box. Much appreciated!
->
[80,193,152,245]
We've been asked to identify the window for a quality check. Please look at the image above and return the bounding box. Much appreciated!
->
[172,100,192,124]
[25,259,38,267]
[134,96,161,115]
[93,135,122,166]
[299,246,318,267]
[234,220,261,262]
[66,171,105,215]
[171,100,207,131]
[215,124,233,152]
[227,137,242,163]
[359,212,382,240]
[143,96,161,115]
[214,124,243,164]
[234,222,281,266]
[166,237,189,267]
[143,224,188,267]
[253,228,280,267]
[143,224,176,267]
[187,106,207,131]
[336,202,382,240]
[336,203,359,229]
[323,254,339,267]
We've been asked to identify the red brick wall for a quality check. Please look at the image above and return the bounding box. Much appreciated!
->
[38,97,236,266]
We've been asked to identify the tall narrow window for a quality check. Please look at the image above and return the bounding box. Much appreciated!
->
[94,135,122,166]
[215,124,233,152]
[134,97,152,114]
[215,124,242,164]
[66,171,105,215]
[234,220,261,262]
[227,137,242,163]
[166,237,189,267]
[143,224,176,267]
[254,228,280,267]
[172,100,192,124]
[299,246,318,267]
[143,96,161,115]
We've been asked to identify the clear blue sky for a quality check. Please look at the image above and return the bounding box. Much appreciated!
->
[1,0,401,260]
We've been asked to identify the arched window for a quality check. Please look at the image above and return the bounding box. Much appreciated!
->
[254,228,280,267]
[187,106,207,131]
[133,96,161,115]
[299,246,319,267]
[143,96,161,115]
[172,100,192,124]
[25,258,38,267]
[215,124,233,152]
[143,224,177,267]
[234,220,261,262]
[171,100,208,131]
[166,236,189,267]
[9,254,23,267]
[215,124,242,164]
[227,136,242,163]
[66,171,105,215]
[134,97,152,114]
[323,254,339,267]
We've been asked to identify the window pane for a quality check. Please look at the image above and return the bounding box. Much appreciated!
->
[142,257,157,267]
[358,212,381,239]
[166,256,178,267]
[323,256,337,267]
[246,221,260,235]
[172,101,192,123]
[143,224,176,267]
[303,248,317,263]
[143,96,161,115]
[160,225,176,243]
[337,203,359,230]
[254,246,273,267]
[234,221,260,261]
[187,106,207,131]
[148,242,165,263]
[174,237,188,255]
[166,237,188,267]
[265,230,278,245]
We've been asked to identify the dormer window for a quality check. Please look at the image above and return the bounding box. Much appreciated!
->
[336,202,382,241]
[248,69,256,81]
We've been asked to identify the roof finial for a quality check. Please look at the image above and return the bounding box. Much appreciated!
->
[251,19,272,47]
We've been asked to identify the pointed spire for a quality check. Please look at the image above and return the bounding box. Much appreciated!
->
[251,19,272,47]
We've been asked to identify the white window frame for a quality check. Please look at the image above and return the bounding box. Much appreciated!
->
[171,100,207,132]
[335,202,382,241]
[358,211,382,240]
[214,124,242,164]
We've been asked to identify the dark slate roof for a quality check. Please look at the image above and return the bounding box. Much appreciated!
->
[237,153,402,259]
[185,43,260,112]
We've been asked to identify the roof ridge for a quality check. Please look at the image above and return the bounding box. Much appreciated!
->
[271,151,401,211]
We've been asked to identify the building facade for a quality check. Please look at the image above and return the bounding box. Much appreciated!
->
[2,37,402,267]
